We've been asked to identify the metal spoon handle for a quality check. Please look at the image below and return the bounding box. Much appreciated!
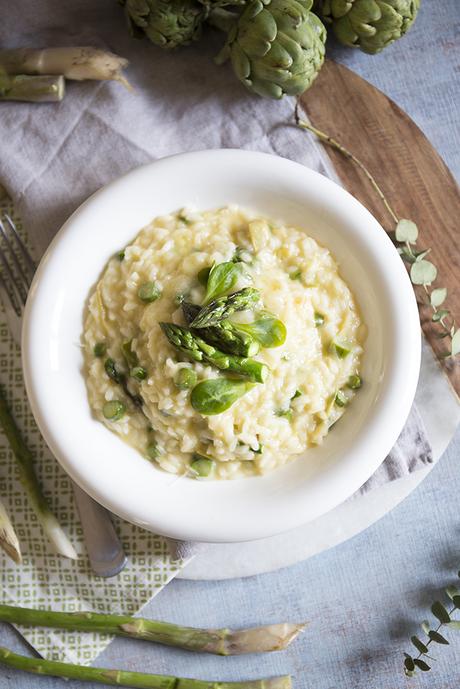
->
[72,483,127,577]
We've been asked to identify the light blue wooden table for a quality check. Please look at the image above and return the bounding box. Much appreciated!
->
[0,1,459,687]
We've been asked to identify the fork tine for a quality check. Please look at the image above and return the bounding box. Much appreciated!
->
[0,273,23,343]
[0,218,32,297]
[3,214,36,277]
[0,252,23,316]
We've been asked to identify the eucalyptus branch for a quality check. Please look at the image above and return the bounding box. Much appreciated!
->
[403,577,460,676]
[294,101,460,359]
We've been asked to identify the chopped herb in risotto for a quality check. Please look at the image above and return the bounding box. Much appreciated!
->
[83,206,364,480]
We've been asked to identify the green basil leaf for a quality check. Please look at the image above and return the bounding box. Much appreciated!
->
[191,378,254,415]
[235,313,287,348]
[203,262,241,304]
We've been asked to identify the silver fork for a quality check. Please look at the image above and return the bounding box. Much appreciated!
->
[0,213,127,577]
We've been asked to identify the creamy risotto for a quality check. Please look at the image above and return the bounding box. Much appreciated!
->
[83,207,364,480]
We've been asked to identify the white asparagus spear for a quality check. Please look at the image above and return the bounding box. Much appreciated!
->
[0,47,130,87]
[0,498,21,564]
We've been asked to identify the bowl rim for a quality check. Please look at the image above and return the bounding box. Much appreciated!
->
[22,148,421,542]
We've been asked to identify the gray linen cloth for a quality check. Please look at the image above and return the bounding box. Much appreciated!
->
[0,0,432,561]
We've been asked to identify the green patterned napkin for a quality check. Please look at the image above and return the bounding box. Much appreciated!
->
[0,192,189,665]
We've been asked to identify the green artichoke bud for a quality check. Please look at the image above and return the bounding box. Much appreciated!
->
[122,0,207,49]
[314,0,420,54]
[218,0,327,99]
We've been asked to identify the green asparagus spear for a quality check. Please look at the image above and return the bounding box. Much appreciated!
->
[160,323,268,383]
[104,358,143,407]
[0,386,77,559]
[190,288,260,328]
[0,604,304,655]
[0,646,291,688]
[182,302,259,357]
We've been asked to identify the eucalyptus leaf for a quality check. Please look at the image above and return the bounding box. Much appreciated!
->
[404,655,415,673]
[411,636,428,654]
[413,658,430,672]
[451,329,460,357]
[415,248,431,262]
[398,246,416,264]
[432,310,450,323]
[410,260,437,285]
[396,219,419,244]
[431,601,450,624]
[428,630,449,645]
[446,586,459,601]
[431,288,447,307]
[452,595,460,609]
[421,620,430,636]
[203,262,242,305]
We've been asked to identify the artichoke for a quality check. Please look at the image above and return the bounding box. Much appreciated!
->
[217,0,326,99]
[314,0,420,54]
[122,0,207,49]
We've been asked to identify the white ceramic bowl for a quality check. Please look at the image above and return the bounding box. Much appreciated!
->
[22,150,420,543]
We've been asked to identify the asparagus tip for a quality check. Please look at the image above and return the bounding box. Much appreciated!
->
[227,622,307,655]
[0,501,22,564]
[44,517,78,559]
[0,529,22,564]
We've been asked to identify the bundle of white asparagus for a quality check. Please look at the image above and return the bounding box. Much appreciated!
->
[0,47,129,102]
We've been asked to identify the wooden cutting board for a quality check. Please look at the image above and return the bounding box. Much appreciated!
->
[299,60,460,400]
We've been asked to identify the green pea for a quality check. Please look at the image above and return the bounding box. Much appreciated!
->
[332,341,351,359]
[93,342,106,358]
[116,250,125,261]
[334,390,348,408]
[103,400,126,421]
[138,282,161,303]
[175,368,197,390]
[146,442,160,461]
[131,366,147,381]
[190,454,214,477]
[275,408,293,421]
[289,268,302,280]
[191,378,254,415]
[347,374,362,390]
[197,266,211,286]
[314,312,325,326]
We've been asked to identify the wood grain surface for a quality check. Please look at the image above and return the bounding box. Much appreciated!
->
[300,60,460,399]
